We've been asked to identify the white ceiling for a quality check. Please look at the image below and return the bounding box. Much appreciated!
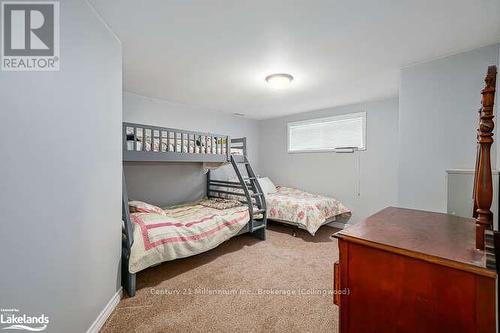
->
[89,0,500,119]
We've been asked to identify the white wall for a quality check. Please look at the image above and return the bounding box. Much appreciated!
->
[123,92,261,205]
[0,1,122,332]
[398,43,500,212]
[258,98,399,225]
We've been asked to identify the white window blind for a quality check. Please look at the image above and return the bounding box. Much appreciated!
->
[287,112,366,153]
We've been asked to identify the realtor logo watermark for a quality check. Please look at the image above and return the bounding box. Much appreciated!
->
[0,308,49,331]
[1,1,59,71]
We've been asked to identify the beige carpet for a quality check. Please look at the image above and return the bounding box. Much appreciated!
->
[101,222,340,333]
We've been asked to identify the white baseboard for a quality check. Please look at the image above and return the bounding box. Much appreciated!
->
[87,287,122,333]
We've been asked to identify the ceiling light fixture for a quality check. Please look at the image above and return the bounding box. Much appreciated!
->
[265,73,293,89]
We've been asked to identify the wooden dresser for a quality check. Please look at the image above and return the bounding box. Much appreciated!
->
[333,207,497,333]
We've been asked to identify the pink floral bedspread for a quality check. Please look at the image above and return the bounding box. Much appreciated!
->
[266,186,350,235]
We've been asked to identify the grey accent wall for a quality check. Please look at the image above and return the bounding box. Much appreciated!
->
[123,92,260,205]
[258,98,399,225]
[398,43,500,212]
[124,163,205,206]
[0,1,122,333]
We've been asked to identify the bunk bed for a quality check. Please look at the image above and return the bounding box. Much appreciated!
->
[121,123,267,297]
[228,140,350,235]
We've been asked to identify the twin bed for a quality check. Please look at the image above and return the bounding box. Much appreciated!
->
[122,122,350,296]
[234,140,351,235]
[264,184,350,235]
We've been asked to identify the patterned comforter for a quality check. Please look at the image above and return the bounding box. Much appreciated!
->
[129,203,250,273]
[266,187,350,235]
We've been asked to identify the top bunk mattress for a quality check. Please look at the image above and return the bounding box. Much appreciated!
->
[266,186,350,236]
[129,202,250,274]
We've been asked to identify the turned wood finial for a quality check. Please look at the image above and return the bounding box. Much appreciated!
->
[475,66,497,250]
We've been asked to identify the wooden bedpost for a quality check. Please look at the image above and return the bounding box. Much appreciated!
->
[474,65,497,250]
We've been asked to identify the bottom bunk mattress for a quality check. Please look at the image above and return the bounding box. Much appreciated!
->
[129,202,250,274]
[266,186,350,236]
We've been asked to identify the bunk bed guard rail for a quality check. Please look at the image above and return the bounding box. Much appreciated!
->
[123,122,231,163]
[229,137,247,158]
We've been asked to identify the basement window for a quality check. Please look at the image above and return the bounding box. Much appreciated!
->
[287,112,366,153]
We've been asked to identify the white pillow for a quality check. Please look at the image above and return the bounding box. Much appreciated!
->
[258,177,277,194]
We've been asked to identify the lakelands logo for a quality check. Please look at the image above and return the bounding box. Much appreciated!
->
[0,309,49,331]
[1,1,59,71]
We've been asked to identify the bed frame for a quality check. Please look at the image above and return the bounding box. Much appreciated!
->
[270,215,346,233]
[121,123,267,297]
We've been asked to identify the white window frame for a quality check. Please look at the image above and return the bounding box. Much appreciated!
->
[287,112,367,153]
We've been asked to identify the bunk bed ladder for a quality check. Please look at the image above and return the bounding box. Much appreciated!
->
[230,155,267,239]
